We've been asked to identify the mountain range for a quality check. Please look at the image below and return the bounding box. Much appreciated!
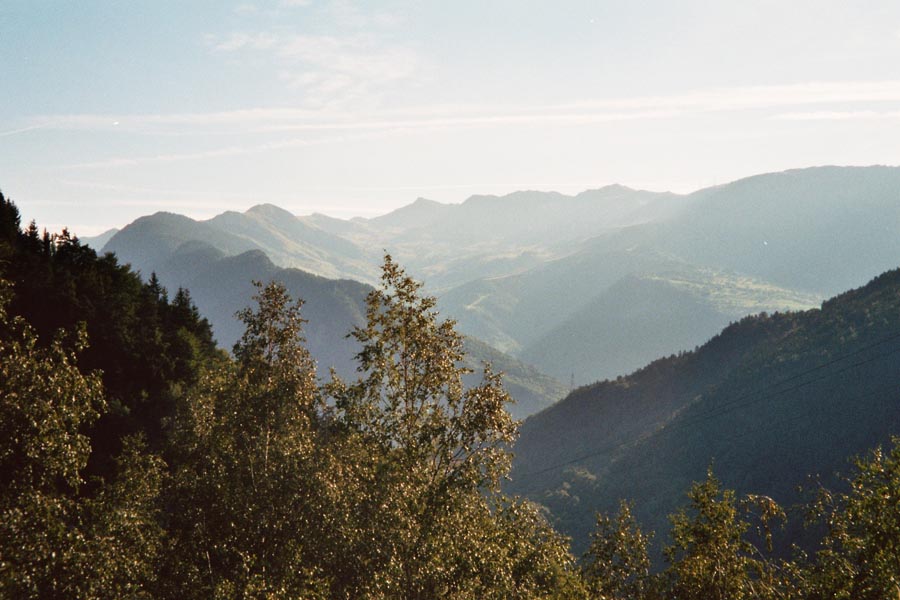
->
[120,240,565,420]
[95,165,900,386]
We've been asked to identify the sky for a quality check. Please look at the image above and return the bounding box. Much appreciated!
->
[2,0,900,235]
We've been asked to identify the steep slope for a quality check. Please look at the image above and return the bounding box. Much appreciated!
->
[664,165,900,294]
[79,227,119,249]
[584,165,900,295]
[103,211,255,276]
[207,203,377,282]
[509,266,900,555]
[155,245,369,378]
[301,212,372,238]
[461,336,568,419]
[520,272,819,385]
[438,248,693,355]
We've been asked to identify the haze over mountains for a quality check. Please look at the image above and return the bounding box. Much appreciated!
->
[96,165,900,388]
[112,241,563,420]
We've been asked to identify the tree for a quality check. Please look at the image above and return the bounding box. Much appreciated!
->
[326,255,578,598]
[0,281,163,598]
[0,281,102,598]
[0,194,218,479]
[662,468,783,600]
[583,501,653,600]
[802,438,900,600]
[164,281,329,598]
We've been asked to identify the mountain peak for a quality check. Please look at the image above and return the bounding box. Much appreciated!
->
[245,203,296,221]
[576,184,638,198]
[369,197,451,228]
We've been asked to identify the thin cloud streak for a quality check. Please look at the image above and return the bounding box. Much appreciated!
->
[57,109,687,170]
[16,80,900,138]
[0,123,56,137]
[58,131,377,169]
[207,28,422,107]
[770,110,900,120]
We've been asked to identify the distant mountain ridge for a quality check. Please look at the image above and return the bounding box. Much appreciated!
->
[79,227,119,249]
[436,166,899,381]
[102,165,900,385]
[104,205,378,284]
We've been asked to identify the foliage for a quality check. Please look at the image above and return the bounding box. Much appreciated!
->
[12,183,900,599]
[802,438,900,599]
[583,501,653,600]
[164,281,329,598]
[325,255,577,598]
[662,468,783,600]
[0,191,218,474]
[0,282,163,598]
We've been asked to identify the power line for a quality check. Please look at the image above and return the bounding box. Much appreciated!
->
[673,343,900,431]
[680,328,900,425]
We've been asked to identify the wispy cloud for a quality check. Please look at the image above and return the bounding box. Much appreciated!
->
[559,80,900,113]
[18,79,900,137]
[233,4,259,16]
[56,110,685,169]
[208,25,422,107]
[58,130,378,169]
[12,79,900,168]
[0,123,56,137]
[770,109,900,121]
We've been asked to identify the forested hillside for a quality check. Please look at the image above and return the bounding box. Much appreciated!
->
[0,193,584,597]
[510,265,900,558]
[0,192,219,474]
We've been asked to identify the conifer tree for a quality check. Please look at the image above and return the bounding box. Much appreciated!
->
[0,282,163,598]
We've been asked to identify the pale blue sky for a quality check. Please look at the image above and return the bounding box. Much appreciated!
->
[2,0,900,235]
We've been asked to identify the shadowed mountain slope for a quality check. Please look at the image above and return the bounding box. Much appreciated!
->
[509,265,900,555]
